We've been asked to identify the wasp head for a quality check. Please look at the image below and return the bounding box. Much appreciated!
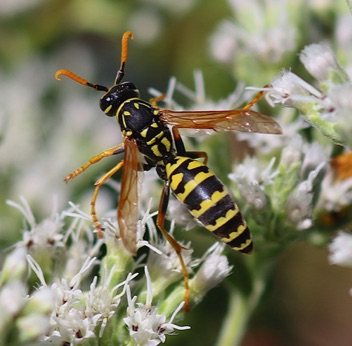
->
[100,82,140,117]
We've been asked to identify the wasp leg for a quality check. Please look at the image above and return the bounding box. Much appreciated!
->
[241,87,267,110]
[149,94,166,107]
[172,126,208,164]
[157,180,190,311]
[64,143,125,182]
[91,161,124,238]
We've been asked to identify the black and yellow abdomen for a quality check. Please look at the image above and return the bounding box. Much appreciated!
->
[165,156,253,254]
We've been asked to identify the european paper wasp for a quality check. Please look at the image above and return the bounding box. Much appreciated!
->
[56,31,282,310]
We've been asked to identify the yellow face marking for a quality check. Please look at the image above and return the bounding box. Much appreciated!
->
[123,110,131,116]
[151,122,158,128]
[170,172,184,191]
[153,110,159,116]
[191,190,227,218]
[104,105,112,114]
[205,208,240,232]
[133,102,140,109]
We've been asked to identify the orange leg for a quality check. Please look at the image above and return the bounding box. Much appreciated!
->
[149,94,167,107]
[241,87,267,110]
[172,126,208,164]
[91,160,124,238]
[64,143,124,182]
[157,181,190,311]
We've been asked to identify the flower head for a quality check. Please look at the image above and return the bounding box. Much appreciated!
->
[299,43,348,85]
[329,231,352,267]
[124,267,190,346]
[190,243,232,302]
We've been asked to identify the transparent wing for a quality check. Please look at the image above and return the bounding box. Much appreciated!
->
[118,137,140,255]
[160,108,282,134]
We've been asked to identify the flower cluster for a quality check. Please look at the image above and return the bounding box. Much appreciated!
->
[1,197,233,345]
[265,43,352,147]
[2,1,352,345]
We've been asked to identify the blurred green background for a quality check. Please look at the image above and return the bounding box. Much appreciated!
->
[1,1,352,345]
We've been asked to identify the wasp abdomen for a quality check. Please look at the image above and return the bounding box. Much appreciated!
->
[165,156,253,254]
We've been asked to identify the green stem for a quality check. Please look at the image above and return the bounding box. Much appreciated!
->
[216,291,249,346]
[216,275,266,346]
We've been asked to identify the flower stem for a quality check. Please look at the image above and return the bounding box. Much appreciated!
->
[215,290,249,346]
[216,269,266,346]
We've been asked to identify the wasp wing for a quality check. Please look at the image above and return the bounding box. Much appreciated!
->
[160,109,282,134]
[118,137,140,255]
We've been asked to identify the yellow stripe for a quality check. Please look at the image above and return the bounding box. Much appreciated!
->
[151,144,162,157]
[206,208,239,232]
[232,238,252,251]
[161,136,171,152]
[165,157,190,178]
[191,190,227,218]
[220,224,247,243]
[176,171,212,201]
[187,160,204,170]
[146,131,164,145]
[170,173,184,191]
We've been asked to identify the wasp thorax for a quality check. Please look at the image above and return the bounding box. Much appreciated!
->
[100,82,140,117]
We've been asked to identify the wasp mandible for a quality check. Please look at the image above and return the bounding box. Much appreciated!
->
[56,32,282,310]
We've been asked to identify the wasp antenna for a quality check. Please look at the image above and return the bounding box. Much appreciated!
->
[55,69,108,92]
[115,31,134,85]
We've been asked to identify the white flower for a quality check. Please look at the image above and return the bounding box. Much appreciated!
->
[26,252,136,344]
[299,43,347,82]
[0,281,27,327]
[328,84,352,111]
[149,70,246,113]
[329,231,352,267]
[190,243,232,302]
[17,314,51,343]
[230,156,278,187]
[285,162,325,230]
[229,156,278,210]
[335,14,352,78]
[124,267,190,346]
[265,46,352,146]
[317,173,352,212]
[266,70,327,109]
[210,0,297,63]
[301,142,329,178]
[0,247,27,284]
[7,197,65,254]
[167,199,198,231]
[27,255,97,344]
[146,220,193,296]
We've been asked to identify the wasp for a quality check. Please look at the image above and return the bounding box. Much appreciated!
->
[56,31,282,310]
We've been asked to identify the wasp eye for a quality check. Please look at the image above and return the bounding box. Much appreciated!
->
[100,93,116,117]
